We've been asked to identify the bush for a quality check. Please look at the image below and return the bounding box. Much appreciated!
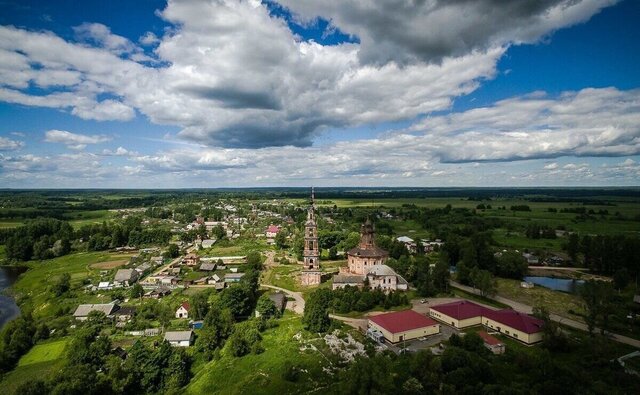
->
[282,361,300,382]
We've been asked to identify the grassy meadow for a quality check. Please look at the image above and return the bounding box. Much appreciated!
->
[495,278,586,320]
[186,314,335,394]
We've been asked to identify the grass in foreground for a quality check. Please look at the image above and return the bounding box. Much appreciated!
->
[186,314,332,394]
[1,360,65,394]
[17,338,69,367]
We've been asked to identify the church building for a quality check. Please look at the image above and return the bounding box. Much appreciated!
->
[333,218,408,292]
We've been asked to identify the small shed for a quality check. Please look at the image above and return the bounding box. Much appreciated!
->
[478,330,505,354]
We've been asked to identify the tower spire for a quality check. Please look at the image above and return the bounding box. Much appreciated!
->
[311,186,315,205]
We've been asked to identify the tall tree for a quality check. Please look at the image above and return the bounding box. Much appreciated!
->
[303,288,332,332]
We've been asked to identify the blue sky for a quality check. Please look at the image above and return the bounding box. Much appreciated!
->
[0,0,638,188]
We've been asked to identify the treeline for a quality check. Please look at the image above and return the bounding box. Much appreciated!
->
[2,218,72,261]
[387,255,451,296]
[0,314,48,374]
[525,224,556,239]
[1,217,171,261]
[567,234,640,276]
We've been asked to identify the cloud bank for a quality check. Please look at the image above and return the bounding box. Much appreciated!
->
[0,0,619,149]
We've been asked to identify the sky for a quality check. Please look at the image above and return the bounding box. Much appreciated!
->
[0,0,638,188]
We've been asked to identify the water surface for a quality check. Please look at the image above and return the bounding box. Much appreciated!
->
[0,266,26,329]
[523,275,584,294]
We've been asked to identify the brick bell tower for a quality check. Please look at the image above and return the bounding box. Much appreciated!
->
[301,187,322,285]
[303,187,319,270]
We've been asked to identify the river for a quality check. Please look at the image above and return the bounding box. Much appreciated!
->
[0,266,26,330]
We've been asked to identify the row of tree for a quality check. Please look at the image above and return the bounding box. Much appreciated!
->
[2,216,172,262]
[330,286,408,314]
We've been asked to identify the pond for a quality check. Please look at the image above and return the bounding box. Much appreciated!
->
[523,276,584,294]
[0,266,26,330]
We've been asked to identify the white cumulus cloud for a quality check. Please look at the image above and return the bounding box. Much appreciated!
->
[44,130,111,150]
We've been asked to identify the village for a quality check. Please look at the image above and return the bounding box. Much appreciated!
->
[2,188,640,394]
[70,191,552,359]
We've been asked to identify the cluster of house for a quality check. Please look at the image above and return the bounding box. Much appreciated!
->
[89,255,167,292]
[495,249,566,266]
[72,291,287,348]
[141,254,246,294]
[180,206,249,240]
[73,302,136,328]
[396,236,444,254]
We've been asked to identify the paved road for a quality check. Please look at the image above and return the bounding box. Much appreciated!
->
[450,280,640,348]
[528,266,589,271]
[260,284,305,314]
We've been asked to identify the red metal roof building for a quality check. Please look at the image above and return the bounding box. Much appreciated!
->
[368,310,440,343]
[483,309,544,334]
[429,300,488,320]
[429,299,544,344]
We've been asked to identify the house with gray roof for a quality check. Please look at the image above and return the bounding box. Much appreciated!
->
[164,330,194,347]
[224,273,245,283]
[199,263,216,271]
[114,269,139,287]
[73,303,118,321]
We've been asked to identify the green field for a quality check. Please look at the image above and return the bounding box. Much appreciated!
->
[18,338,69,367]
[493,228,564,251]
[202,237,269,257]
[186,314,333,394]
[262,265,302,291]
[0,220,24,228]
[0,209,113,229]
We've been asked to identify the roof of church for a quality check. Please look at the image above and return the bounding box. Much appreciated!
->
[347,244,388,258]
[367,265,409,285]
[333,274,365,284]
[367,264,396,276]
